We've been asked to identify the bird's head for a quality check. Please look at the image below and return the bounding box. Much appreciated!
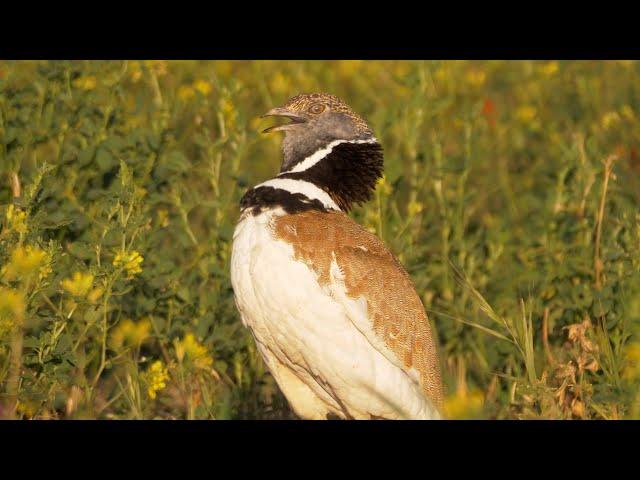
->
[262,93,375,172]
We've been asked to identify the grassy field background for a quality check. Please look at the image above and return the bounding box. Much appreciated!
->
[1,60,639,419]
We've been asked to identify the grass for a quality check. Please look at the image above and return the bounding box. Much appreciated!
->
[1,60,640,419]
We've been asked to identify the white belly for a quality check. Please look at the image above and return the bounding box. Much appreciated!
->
[230,209,439,419]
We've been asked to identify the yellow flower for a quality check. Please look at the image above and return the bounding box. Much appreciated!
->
[214,60,233,76]
[39,253,53,281]
[220,97,234,115]
[617,60,634,68]
[601,111,621,130]
[443,389,484,419]
[0,287,25,337]
[270,72,291,96]
[434,67,448,82]
[408,200,424,217]
[174,332,212,369]
[392,61,410,78]
[541,61,559,76]
[87,287,104,304]
[2,245,47,282]
[157,208,170,228]
[516,105,537,123]
[144,60,168,77]
[5,204,27,234]
[193,79,212,96]
[465,69,486,87]
[452,118,465,129]
[338,60,364,76]
[376,175,392,196]
[623,343,640,381]
[134,186,147,200]
[61,272,94,297]
[113,250,143,278]
[15,400,38,419]
[621,105,635,121]
[145,360,169,399]
[73,76,97,91]
[178,85,196,101]
[219,97,237,130]
[109,317,152,350]
[128,61,143,82]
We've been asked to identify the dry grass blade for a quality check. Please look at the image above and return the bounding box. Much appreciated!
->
[450,260,537,384]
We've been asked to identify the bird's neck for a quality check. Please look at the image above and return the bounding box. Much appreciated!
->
[240,139,384,216]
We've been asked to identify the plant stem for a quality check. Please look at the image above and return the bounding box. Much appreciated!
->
[10,172,21,199]
[3,176,23,418]
[594,155,617,291]
[542,307,555,365]
[4,317,24,419]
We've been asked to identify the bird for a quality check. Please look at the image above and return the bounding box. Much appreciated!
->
[230,93,443,419]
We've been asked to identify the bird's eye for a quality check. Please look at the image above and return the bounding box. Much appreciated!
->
[308,103,325,114]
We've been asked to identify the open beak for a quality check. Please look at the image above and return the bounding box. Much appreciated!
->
[261,107,306,133]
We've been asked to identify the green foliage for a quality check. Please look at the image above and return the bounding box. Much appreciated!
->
[1,60,639,419]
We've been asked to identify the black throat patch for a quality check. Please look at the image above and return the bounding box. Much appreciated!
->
[278,141,384,212]
[240,186,329,216]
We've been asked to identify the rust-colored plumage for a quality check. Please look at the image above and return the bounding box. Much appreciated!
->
[273,210,443,410]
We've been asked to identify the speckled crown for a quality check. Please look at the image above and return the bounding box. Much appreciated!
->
[282,93,372,134]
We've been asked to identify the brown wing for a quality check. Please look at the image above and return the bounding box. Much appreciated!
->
[273,210,443,409]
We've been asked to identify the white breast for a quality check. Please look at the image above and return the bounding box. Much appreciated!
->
[230,209,440,419]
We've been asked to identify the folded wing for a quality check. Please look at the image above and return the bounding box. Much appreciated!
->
[273,211,443,412]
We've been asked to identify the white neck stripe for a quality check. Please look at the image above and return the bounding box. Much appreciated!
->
[255,178,340,211]
[280,137,378,175]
